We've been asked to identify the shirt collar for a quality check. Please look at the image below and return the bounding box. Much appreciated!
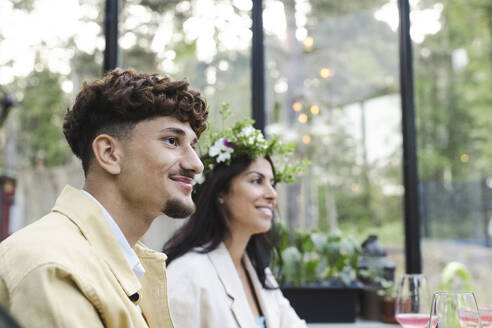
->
[81,190,145,280]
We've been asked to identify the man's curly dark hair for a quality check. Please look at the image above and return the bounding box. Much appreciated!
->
[63,68,208,175]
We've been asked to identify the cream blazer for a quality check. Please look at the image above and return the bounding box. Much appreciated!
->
[0,185,174,328]
[167,242,307,328]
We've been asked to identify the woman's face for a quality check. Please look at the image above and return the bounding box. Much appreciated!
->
[220,157,278,239]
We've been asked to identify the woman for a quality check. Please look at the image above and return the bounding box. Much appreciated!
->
[163,120,307,328]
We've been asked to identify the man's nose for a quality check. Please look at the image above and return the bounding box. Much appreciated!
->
[182,145,204,174]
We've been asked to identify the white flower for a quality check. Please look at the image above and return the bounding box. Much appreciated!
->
[193,173,205,185]
[208,141,221,157]
[239,125,255,137]
[209,137,234,163]
[217,151,231,163]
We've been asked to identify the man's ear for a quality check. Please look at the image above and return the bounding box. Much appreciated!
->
[91,134,122,175]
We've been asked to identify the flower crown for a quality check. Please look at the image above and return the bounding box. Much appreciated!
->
[194,105,309,186]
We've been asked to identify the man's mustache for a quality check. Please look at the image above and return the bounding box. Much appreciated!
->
[169,169,195,179]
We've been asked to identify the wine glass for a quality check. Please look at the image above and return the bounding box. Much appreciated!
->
[395,274,432,328]
[429,291,482,328]
[475,291,492,327]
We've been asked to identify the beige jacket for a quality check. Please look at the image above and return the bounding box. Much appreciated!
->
[167,242,306,328]
[0,185,174,328]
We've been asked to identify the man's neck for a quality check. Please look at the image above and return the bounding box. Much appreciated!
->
[83,183,152,247]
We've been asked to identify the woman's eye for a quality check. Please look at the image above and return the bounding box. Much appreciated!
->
[251,178,262,184]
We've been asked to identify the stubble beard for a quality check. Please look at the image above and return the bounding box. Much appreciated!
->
[163,198,195,218]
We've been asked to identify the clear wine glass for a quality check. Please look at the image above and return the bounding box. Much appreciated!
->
[395,274,432,328]
[474,291,491,328]
[429,291,482,328]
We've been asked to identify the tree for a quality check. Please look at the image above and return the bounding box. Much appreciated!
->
[265,0,401,232]
[414,0,492,182]
[15,69,72,167]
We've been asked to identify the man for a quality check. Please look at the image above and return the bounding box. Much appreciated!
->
[0,69,208,327]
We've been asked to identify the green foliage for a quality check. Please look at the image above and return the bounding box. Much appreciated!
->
[273,223,361,287]
[339,220,403,245]
[218,103,232,122]
[439,261,474,291]
[415,0,492,182]
[196,107,310,185]
[120,46,158,73]
[16,69,72,167]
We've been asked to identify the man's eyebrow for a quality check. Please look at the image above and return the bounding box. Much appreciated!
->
[160,127,186,135]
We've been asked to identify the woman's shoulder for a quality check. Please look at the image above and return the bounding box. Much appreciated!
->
[167,249,210,273]
[166,249,221,292]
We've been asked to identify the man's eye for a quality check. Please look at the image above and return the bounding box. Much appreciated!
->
[165,137,177,146]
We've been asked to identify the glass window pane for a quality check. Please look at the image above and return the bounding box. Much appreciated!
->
[120,0,252,126]
[264,0,405,275]
[0,0,105,229]
[412,0,492,299]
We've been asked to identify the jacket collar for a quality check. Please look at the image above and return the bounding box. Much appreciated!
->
[206,242,258,328]
[135,242,173,327]
[51,185,141,298]
[243,255,276,328]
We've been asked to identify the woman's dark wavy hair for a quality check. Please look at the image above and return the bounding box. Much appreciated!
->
[63,68,208,175]
[163,155,279,289]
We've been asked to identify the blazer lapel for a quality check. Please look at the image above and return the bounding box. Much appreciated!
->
[243,255,277,328]
[207,243,256,328]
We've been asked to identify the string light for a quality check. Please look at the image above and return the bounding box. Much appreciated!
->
[303,36,314,50]
[302,135,311,144]
[298,113,308,123]
[310,105,319,115]
[460,154,469,163]
[320,68,332,79]
[292,102,302,112]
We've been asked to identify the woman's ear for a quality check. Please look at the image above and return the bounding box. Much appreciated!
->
[91,134,122,175]
[217,193,225,204]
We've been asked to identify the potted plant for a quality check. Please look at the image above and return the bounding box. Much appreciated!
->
[272,224,362,323]
[357,235,396,322]
[358,267,398,323]
[378,280,398,324]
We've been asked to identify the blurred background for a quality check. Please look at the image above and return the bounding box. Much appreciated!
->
[0,0,490,294]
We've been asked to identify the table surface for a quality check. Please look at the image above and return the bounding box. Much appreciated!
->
[307,320,399,327]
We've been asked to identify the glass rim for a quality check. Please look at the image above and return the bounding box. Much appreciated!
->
[433,291,476,296]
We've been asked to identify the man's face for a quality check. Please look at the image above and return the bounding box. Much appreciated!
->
[118,116,203,219]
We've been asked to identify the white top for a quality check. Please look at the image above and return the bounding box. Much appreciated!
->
[167,242,307,328]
